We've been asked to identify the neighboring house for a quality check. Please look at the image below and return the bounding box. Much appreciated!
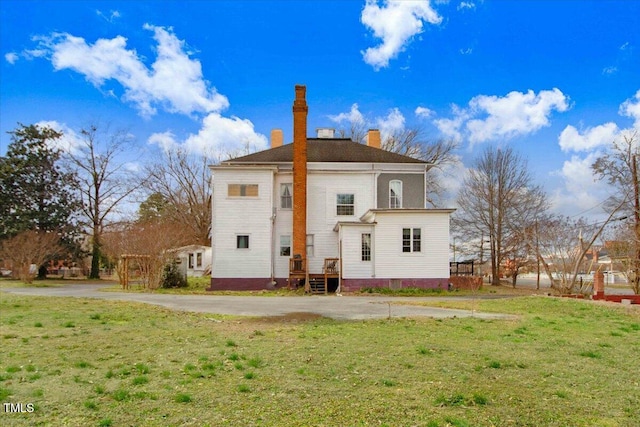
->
[173,245,212,277]
[209,85,454,292]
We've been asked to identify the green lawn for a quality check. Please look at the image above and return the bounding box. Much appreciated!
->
[0,293,638,426]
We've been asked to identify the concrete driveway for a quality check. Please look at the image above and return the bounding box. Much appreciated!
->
[0,284,515,321]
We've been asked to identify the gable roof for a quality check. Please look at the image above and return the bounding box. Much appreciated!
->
[224,138,428,164]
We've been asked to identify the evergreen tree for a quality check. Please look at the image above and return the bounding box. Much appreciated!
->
[0,123,81,251]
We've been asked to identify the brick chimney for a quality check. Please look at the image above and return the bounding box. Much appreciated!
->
[270,129,283,148]
[292,85,308,259]
[367,129,381,148]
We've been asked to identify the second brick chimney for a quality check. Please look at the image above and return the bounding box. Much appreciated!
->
[367,129,381,149]
[292,85,308,259]
[270,129,284,148]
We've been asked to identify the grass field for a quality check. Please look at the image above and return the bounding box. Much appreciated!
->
[1,291,639,426]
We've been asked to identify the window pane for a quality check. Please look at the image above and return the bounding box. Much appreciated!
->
[280,183,292,209]
[336,205,354,215]
[228,184,258,197]
[196,253,202,267]
[228,184,240,196]
[237,235,249,249]
[306,234,314,257]
[244,184,258,197]
[280,235,291,256]
[337,194,354,204]
[390,180,402,208]
[188,253,194,268]
[362,233,371,261]
[336,194,355,216]
[413,228,421,252]
[402,228,411,253]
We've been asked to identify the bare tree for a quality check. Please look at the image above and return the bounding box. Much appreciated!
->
[102,219,190,289]
[592,130,639,294]
[455,146,548,286]
[0,230,62,283]
[606,224,638,292]
[66,124,142,279]
[144,147,212,245]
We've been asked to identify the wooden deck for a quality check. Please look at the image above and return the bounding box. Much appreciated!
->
[289,257,339,294]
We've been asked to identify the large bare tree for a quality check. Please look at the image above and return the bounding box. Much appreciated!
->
[66,124,142,279]
[592,130,639,293]
[144,147,212,245]
[455,146,548,286]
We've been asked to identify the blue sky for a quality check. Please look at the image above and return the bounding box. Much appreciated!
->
[1,0,639,219]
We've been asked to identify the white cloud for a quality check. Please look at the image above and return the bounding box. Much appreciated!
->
[361,0,442,70]
[35,24,229,117]
[434,104,469,142]
[149,113,267,157]
[35,120,84,154]
[376,108,406,138]
[328,103,366,126]
[602,66,617,75]
[549,152,611,217]
[558,123,619,153]
[415,106,434,119]
[96,9,121,23]
[4,52,18,64]
[620,89,640,129]
[457,2,476,11]
[436,88,569,145]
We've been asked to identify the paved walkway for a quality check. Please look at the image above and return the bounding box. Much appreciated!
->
[0,284,516,321]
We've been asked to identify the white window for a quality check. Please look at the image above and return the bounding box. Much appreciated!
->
[306,234,314,257]
[389,180,402,208]
[237,235,250,249]
[188,253,194,269]
[228,184,258,197]
[280,235,291,256]
[196,252,202,268]
[336,194,354,216]
[402,228,421,253]
[280,183,292,209]
[362,233,371,261]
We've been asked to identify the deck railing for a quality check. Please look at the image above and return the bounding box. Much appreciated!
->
[289,257,306,274]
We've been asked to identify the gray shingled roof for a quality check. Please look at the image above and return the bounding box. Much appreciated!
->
[225,138,427,164]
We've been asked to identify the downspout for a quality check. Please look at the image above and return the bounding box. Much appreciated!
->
[270,208,276,286]
[269,171,276,287]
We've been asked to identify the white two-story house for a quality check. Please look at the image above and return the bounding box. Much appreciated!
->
[209,86,453,293]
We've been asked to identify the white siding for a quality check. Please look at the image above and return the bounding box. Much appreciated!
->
[273,172,293,278]
[341,225,374,279]
[212,168,274,278]
[272,169,377,276]
[307,171,374,273]
[373,212,450,278]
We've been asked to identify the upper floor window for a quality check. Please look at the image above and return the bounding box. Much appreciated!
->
[280,183,292,209]
[402,228,421,253]
[228,184,258,197]
[389,180,402,208]
[336,194,354,216]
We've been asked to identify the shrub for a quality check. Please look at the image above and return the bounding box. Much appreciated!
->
[161,260,187,288]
